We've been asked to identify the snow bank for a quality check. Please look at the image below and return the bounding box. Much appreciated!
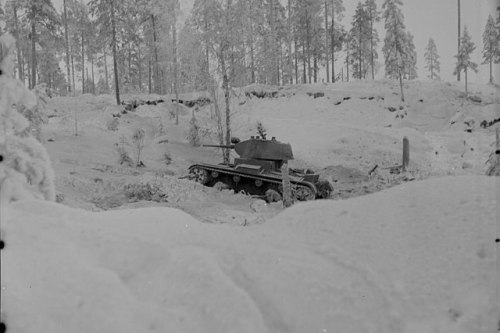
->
[1,175,497,333]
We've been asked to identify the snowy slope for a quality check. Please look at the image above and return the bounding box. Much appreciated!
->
[1,175,498,333]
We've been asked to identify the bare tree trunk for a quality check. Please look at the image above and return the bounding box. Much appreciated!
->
[313,56,317,83]
[30,19,36,89]
[294,38,298,84]
[324,0,329,82]
[138,48,142,91]
[288,0,293,84]
[103,49,109,92]
[331,1,335,82]
[13,4,24,83]
[302,42,306,83]
[148,56,152,94]
[152,14,160,94]
[71,52,75,95]
[359,22,362,79]
[127,43,132,92]
[91,56,95,94]
[86,67,89,94]
[399,69,405,102]
[27,49,31,88]
[111,0,121,104]
[64,0,71,93]
[464,68,468,96]
[346,45,350,82]
[457,0,461,81]
[81,30,85,94]
[489,56,493,84]
[370,14,374,80]
[306,17,311,83]
[221,53,231,164]
[173,15,179,125]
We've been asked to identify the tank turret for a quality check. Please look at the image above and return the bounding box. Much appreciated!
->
[203,136,293,164]
[188,136,332,202]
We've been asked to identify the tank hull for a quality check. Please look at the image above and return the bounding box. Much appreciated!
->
[188,163,331,202]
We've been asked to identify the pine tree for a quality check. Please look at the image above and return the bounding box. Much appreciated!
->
[349,2,370,80]
[424,38,440,80]
[453,26,478,96]
[382,0,414,102]
[329,0,345,82]
[0,33,55,202]
[482,14,499,84]
[364,0,380,79]
[89,0,122,104]
[404,31,417,79]
[13,0,60,89]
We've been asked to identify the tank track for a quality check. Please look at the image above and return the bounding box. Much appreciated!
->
[188,163,318,198]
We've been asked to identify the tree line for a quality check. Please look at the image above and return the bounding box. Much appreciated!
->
[0,0,498,104]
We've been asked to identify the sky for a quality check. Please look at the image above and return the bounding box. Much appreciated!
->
[11,0,500,84]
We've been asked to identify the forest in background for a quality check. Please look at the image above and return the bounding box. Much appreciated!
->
[0,0,498,104]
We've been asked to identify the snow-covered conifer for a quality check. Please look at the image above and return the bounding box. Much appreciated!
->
[382,0,415,101]
[424,38,441,80]
[364,0,381,79]
[349,2,370,79]
[481,14,499,83]
[453,26,478,96]
[404,31,417,79]
[0,33,55,202]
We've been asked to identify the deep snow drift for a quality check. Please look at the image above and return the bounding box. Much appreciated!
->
[1,175,498,333]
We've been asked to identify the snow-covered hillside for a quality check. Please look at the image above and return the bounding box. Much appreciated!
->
[37,80,500,218]
[2,79,499,332]
[1,175,498,333]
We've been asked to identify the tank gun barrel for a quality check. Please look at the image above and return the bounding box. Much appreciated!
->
[202,144,235,149]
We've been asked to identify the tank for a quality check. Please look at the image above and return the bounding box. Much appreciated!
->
[187,136,333,202]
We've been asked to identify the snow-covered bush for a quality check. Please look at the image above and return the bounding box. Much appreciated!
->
[256,120,267,139]
[123,182,168,203]
[132,128,145,166]
[187,111,200,146]
[17,83,49,142]
[0,33,55,202]
[115,135,133,167]
[486,128,500,176]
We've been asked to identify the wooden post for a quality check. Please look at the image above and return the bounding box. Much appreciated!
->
[402,136,410,171]
[281,162,293,207]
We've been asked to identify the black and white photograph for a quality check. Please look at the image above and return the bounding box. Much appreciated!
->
[0,0,498,332]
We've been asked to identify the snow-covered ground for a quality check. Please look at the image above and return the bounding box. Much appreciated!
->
[1,176,498,332]
[1,80,499,332]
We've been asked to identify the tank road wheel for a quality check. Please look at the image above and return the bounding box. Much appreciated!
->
[293,185,315,201]
[316,180,333,199]
[189,167,210,185]
[265,189,282,203]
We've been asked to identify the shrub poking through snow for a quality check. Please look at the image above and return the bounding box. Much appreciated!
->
[123,182,168,203]
[187,110,200,146]
[115,135,133,167]
[256,121,267,139]
[17,83,49,142]
[132,128,145,167]
[0,33,55,202]
[163,152,172,165]
[486,128,500,176]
